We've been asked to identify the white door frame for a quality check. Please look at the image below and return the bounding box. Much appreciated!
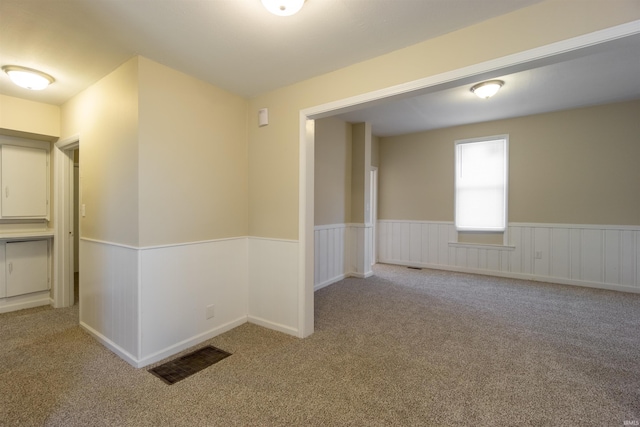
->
[53,135,79,308]
[298,21,640,337]
[370,167,378,266]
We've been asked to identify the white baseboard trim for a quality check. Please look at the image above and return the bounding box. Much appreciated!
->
[314,270,376,291]
[248,315,299,336]
[137,315,248,368]
[82,316,248,369]
[380,260,640,294]
[314,274,348,291]
[0,294,51,314]
[351,271,374,279]
[80,321,139,367]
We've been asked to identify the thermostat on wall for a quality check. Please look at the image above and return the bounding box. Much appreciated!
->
[258,108,268,127]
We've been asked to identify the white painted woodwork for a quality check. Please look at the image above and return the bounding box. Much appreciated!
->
[0,243,5,298]
[299,116,315,339]
[377,220,640,293]
[0,235,52,313]
[0,137,52,311]
[248,237,299,335]
[52,137,79,309]
[314,225,347,290]
[5,240,49,297]
[1,144,49,219]
[79,239,139,362]
[0,291,50,313]
[139,238,248,366]
[80,237,254,368]
[314,223,373,290]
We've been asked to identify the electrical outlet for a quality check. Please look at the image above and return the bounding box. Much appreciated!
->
[535,251,543,259]
[206,304,215,319]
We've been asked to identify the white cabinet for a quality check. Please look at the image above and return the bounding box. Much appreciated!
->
[0,243,5,299]
[0,134,52,306]
[5,240,49,297]
[1,145,48,218]
[0,138,50,220]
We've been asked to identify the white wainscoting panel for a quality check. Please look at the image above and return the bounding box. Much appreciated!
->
[80,239,139,362]
[378,221,640,293]
[349,224,374,279]
[314,223,373,290]
[248,237,299,336]
[314,224,347,290]
[138,238,248,367]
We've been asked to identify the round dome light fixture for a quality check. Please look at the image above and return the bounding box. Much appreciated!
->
[261,0,305,16]
[470,80,504,99]
[2,65,54,90]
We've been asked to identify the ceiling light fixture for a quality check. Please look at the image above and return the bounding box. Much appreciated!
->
[2,65,54,90]
[261,0,305,16]
[470,80,504,99]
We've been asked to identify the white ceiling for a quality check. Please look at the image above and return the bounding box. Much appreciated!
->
[1,0,638,138]
[0,0,542,105]
[336,33,640,136]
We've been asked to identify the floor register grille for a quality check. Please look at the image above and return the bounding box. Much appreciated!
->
[149,345,232,385]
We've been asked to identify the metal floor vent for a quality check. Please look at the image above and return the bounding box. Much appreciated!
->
[407,266,423,270]
[149,345,231,385]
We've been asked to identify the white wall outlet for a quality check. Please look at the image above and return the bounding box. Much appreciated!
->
[206,304,215,319]
[535,251,543,259]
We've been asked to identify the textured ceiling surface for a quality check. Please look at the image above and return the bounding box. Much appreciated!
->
[337,33,640,136]
[0,0,541,105]
[1,0,638,137]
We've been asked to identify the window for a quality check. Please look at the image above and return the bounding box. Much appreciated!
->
[455,135,508,231]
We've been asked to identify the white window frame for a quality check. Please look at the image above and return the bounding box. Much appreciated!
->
[454,134,509,232]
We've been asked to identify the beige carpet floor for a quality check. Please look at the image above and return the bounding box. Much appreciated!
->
[1,264,639,426]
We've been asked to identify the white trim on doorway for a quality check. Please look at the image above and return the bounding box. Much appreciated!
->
[53,134,79,308]
[298,20,640,337]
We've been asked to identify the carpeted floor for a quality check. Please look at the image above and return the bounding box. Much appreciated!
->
[1,264,639,426]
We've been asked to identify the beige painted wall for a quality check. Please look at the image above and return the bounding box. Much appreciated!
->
[314,116,351,226]
[61,57,140,246]
[0,94,60,138]
[379,100,640,226]
[137,57,248,246]
[248,0,640,239]
[60,56,248,247]
[314,119,380,226]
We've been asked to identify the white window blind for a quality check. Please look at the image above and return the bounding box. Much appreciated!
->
[455,136,508,231]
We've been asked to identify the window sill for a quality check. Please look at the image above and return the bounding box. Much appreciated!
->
[448,242,515,251]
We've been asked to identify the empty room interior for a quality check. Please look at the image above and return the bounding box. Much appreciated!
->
[1,0,639,425]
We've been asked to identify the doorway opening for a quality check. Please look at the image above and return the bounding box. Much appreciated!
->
[299,22,640,339]
[72,148,79,305]
[53,135,79,309]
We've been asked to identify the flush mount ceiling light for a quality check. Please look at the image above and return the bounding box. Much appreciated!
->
[261,0,305,16]
[2,65,54,90]
[470,80,504,99]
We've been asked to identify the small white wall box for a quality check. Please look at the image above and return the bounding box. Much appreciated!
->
[258,108,269,127]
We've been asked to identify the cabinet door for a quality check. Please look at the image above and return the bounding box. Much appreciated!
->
[6,240,49,297]
[1,145,48,218]
[0,243,5,299]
